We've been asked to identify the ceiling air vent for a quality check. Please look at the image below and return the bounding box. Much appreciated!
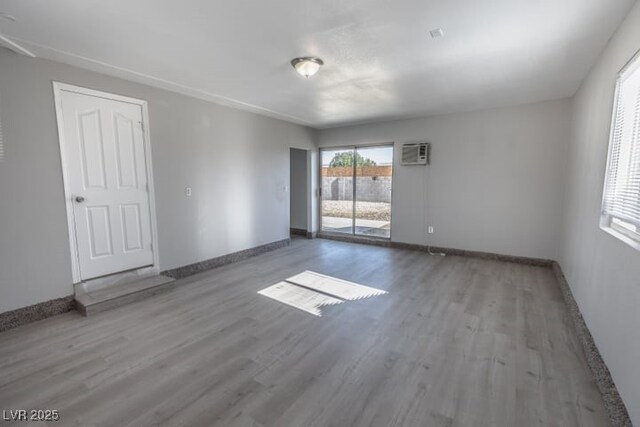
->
[401,142,430,165]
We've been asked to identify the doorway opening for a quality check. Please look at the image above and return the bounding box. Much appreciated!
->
[320,144,393,239]
[290,148,310,237]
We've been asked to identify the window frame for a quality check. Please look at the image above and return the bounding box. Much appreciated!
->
[601,214,640,250]
[600,49,640,251]
[319,143,395,240]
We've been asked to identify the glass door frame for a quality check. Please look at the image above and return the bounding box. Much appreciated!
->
[319,142,394,240]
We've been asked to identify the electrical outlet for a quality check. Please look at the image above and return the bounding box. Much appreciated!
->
[185,187,192,197]
[428,226,434,234]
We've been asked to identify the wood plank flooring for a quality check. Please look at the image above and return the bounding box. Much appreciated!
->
[0,238,609,426]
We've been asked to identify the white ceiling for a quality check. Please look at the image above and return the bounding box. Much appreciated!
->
[0,0,635,128]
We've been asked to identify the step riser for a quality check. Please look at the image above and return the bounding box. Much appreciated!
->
[76,278,177,316]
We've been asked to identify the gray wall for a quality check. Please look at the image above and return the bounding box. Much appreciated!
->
[560,2,640,423]
[2,16,639,419]
[318,99,571,260]
[322,177,392,203]
[0,49,316,313]
[289,148,308,230]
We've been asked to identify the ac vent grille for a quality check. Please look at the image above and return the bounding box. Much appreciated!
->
[401,142,430,165]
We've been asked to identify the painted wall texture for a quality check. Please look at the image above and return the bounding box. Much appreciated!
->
[318,99,571,260]
[560,2,640,423]
[1,7,640,419]
[0,49,315,313]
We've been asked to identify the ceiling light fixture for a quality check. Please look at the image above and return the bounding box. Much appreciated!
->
[291,57,324,78]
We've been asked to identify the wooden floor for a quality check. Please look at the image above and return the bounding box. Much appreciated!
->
[0,238,609,426]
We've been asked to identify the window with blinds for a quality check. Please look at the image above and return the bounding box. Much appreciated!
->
[601,50,640,248]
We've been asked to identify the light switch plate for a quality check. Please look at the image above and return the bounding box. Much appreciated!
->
[185,187,192,197]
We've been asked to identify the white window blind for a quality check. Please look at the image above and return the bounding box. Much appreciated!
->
[601,51,640,244]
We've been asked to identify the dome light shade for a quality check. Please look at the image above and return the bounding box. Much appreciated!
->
[291,57,324,78]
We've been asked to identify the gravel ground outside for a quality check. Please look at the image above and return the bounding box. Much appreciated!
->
[322,200,391,221]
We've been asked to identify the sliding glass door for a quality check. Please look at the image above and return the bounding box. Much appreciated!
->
[320,148,354,235]
[321,144,393,238]
[354,146,393,238]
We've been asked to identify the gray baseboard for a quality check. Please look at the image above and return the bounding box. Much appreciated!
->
[551,262,632,427]
[0,295,76,333]
[162,238,291,279]
[317,233,553,267]
[291,228,316,239]
[1,239,291,330]
[290,228,307,237]
[1,235,630,427]
[427,245,552,267]
[317,232,392,248]
[319,233,629,424]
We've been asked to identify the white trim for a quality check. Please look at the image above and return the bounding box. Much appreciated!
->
[599,51,633,223]
[318,143,395,240]
[599,49,640,252]
[52,82,161,283]
[0,33,36,57]
[600,214,640,252]
[601,224,640,252]
[15,36,314,127]
[306,150,314,234]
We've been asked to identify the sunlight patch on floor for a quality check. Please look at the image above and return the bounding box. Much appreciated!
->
[258,281,344,316]
[286,271,388,301]
[257,271,388,317]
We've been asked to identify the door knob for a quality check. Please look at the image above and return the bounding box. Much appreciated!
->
[75,196,85,203]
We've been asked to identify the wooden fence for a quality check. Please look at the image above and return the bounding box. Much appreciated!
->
[321,166,393,177]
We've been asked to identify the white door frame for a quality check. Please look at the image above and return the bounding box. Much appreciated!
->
[53,82,161,284]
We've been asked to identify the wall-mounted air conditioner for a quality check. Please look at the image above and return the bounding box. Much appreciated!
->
[401,142,430,165]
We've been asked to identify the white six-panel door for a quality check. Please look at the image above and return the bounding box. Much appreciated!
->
[57,87,154,280]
